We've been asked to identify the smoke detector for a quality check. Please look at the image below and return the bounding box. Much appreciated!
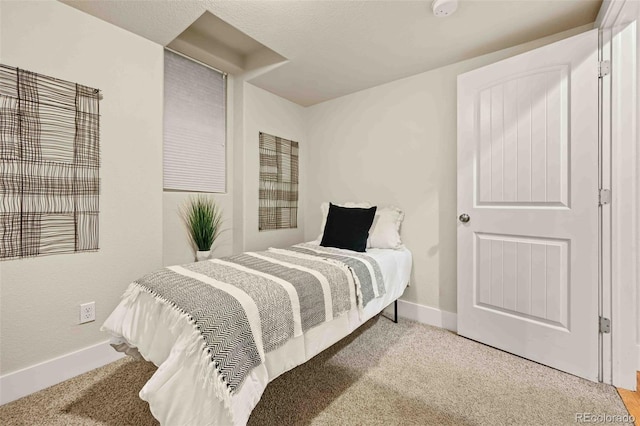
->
[432,0,458,17]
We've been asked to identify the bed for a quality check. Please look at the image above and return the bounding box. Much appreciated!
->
[102,206,411,425]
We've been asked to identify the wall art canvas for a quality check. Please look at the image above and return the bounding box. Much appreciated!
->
[0,64,101,260]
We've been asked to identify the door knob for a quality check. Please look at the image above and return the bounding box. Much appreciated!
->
[459,213,470,223]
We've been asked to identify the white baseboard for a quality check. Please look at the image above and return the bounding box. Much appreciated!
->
[0,303,457,406]
[0,340,124,406]
[396,299,457,332]
[637,344,640,371]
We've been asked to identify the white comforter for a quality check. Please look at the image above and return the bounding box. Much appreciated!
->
[102,243,412,425]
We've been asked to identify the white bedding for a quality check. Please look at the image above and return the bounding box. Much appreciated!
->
[102,243,412,425]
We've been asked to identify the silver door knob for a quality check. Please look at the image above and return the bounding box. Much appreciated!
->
[459,213,470,223]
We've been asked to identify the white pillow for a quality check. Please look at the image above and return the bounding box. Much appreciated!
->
[368,206,404,249]
[317,202,404,249]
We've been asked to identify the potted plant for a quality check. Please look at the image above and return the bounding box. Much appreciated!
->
[181,195,223,261]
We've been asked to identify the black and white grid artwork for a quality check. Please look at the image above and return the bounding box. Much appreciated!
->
[258,132,299,231]
[0,64,101,260]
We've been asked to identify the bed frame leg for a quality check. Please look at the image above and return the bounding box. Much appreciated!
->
[384,300,398,323]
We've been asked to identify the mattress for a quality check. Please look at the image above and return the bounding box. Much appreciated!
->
[102,242,412,425]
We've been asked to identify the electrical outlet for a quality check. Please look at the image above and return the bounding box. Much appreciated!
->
[79,302,95,324]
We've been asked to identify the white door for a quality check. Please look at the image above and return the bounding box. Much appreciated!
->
[457,29,599,381]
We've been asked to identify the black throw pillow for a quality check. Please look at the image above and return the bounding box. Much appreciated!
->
[320,203,377,252]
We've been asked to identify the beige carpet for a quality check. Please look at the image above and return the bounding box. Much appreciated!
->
[0,317,631,425]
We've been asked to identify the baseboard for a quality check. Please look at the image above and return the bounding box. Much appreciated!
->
[637,344,640,371]
[0,303,456,405]
[0,340,124,406]
[396,299,458,332]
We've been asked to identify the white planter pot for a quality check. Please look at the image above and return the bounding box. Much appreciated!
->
[196,250,211,262]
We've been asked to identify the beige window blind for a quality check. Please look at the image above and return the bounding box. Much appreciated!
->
[163,50,226,193]
[259,132,299,230]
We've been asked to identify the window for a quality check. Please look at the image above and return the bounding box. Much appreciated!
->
[259,132,299,231]
[163,50,226,193]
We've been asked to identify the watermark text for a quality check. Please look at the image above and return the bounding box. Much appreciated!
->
[575,413,635,424]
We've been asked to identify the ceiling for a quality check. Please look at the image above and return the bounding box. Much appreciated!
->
[165,11,287,76]
[62,0,602,106]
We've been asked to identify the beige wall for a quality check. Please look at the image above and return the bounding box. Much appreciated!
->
[162,77,235,266]
[304,24,593,314]
[163,80,307,262]
[242,83,307,252]
[0,0,596,378]
[162,192,234,265]
[0,1,164,374]
[635,14,640,362]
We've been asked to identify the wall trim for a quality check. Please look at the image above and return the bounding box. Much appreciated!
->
[0,304,457,406]
[397,299,458,332]
[597,0,638,29]
[0,340,124,406]
[598,0,639,390]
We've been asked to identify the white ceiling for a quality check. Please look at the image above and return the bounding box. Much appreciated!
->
[63,0,602,106]
[165,11,287,76]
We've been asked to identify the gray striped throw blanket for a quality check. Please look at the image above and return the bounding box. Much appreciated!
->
[131,243,384,410]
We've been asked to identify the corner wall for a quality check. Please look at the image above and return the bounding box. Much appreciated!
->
[0,0,164,375]
[162,76,235,266]
[304,24,593,314]
[242,83,307,252]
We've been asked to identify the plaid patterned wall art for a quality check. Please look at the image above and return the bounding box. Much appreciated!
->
[258,132,298,231]
[0,64,101,260]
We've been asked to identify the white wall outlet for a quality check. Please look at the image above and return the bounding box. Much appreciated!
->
[79,302,96,324]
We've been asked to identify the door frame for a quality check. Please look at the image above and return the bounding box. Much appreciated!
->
[596,0,639,390]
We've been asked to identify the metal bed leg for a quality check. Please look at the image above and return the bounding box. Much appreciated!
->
[384,300,398,323]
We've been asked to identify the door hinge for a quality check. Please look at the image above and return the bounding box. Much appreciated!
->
[599,188,611,206]
[599,60,611,78]
[599,316,611,334]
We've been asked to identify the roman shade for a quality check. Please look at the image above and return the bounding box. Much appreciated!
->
[163,50,226,193]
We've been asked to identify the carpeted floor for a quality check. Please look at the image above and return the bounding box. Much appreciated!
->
[0,317,632,425]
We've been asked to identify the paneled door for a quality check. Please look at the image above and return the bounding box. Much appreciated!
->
[457,29,599,381]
